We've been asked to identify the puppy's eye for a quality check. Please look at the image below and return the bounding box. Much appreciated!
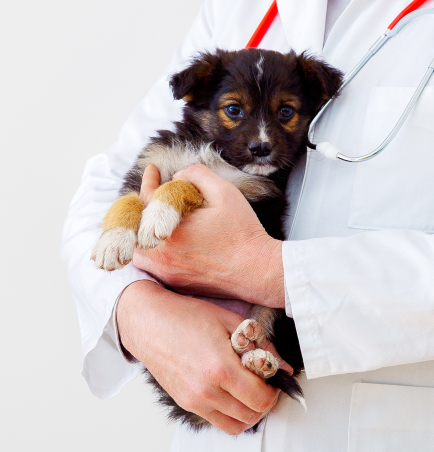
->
[225,104,243,117]
[279,106,295,120]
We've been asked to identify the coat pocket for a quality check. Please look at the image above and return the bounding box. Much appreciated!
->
[348,86,434,232]
[348,382,434,452]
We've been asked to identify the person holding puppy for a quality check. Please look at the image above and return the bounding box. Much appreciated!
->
[62,0,434,450]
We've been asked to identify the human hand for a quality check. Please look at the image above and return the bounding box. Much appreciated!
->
[117,280,292,435]
[133,164,285,309]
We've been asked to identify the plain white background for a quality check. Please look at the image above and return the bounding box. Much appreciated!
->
[0,0,202,450]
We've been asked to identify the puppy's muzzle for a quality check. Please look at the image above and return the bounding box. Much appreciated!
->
[248,141,272,157]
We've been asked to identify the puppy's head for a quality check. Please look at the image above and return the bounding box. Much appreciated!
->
[170,49,343,176]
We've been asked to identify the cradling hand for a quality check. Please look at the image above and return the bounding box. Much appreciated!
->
[133,164,285,309]
[117,280,292,435]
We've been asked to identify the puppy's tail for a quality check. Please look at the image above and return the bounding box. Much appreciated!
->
[268,369,306,410]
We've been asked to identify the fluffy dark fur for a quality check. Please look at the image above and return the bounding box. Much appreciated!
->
[120,48,343,431]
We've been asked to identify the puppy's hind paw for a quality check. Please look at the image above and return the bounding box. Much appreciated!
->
[91,228,137,271]
[231,319,265,355]
[137,200,181,250]
[241,349,279,380]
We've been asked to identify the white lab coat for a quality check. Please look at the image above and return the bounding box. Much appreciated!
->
[61,0,434,450]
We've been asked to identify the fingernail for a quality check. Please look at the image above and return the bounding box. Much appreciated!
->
[173,171,182,179]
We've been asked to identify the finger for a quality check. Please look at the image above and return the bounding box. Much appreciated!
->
[208,390,269,426]
[140,164,161,206]
[221,363,280,413]
[173,164,238,204]
[204,410,250,436]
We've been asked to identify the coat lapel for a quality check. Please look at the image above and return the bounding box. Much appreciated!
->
[276,0,328,55]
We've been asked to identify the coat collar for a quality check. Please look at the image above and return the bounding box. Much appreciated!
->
[276,0,328,55]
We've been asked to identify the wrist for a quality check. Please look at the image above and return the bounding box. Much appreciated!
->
[116,280,162,359]
[241,236,285,309]
[258,237,285,308]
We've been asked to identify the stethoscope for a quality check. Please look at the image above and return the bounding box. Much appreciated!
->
[247,0,434,162]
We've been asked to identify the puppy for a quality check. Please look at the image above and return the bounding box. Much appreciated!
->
[92,48,343,431]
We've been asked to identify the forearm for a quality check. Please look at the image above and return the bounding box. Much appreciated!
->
[116,280,169,361]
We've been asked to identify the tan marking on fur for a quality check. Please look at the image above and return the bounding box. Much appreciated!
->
[218,90,252,114]
[217,91,248,129]
[270,92,301,113]
[217,108,239,130]
[103,193,144,232]
[183,94,194,102]
[243,96,253,113]
[281,112,300,133]
[282,115,310,135]
[218,91,242,107]
[153,180,203,217]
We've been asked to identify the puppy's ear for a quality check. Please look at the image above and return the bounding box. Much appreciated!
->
[297,52,344,112]
[170,50,228,106]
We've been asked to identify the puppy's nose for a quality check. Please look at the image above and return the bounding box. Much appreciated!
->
[248,141,272,157]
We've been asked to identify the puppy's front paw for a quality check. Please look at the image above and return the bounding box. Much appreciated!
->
[91,228,137,271]
[137,200,181,250]
[241,349,279,380]
[231,319,265,355]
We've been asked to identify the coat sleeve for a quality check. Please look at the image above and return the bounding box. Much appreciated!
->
[60,0,219,399]
[283,229,434,380]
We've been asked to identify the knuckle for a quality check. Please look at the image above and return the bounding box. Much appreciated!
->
[202,362,228,385]
[176,395,194,412]
[185,163,206,176]
[187,381,214,405]
[176,392,199,413]
[195,386,213,402]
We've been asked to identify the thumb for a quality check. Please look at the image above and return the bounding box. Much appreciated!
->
[173,164,237,204]
[140,164,161,206]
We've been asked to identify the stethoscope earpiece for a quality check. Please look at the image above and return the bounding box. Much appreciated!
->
[316,142,340,161]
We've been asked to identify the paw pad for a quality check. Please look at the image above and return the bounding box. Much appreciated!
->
[231,319,265,355]
[241,349,278,379]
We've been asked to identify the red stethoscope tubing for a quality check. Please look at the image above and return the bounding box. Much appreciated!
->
[245,0,278,48]
[246,0,431,49]
[388,0,430,29]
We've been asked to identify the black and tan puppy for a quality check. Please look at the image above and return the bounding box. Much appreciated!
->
[92,48,343,431]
